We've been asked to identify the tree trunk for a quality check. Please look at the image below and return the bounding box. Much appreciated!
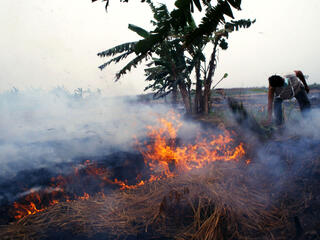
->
[178,81,192,114]
[171,85,178,107]
[203,40,219,115]
[171,62,191,114]
[194,62,203,114]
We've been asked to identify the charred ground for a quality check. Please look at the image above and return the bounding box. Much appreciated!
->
[1,88,320,240]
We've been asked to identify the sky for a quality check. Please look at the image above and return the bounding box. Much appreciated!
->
[0,0,319,96]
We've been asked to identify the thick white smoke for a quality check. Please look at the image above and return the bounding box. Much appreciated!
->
[251,106,320,184]
[285,108,320,138]
[0,88,184,179]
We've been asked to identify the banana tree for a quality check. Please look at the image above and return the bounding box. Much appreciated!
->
[96,0,254,115]
[93,0,243,53]
[144,39,195,112]
[200,19,255,114]
[97,1,194,113]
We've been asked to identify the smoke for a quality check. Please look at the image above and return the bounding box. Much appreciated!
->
[285,108,320,138]
[1,86,318,203]
[225,94,320,199]
[0,87,177,180]
[244,106,320,197]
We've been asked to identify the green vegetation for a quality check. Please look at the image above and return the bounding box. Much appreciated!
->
[95,0,255,115]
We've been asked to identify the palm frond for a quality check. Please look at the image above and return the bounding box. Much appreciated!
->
[145,65,170,81]
[134,33,166,54]
[226,0,242,10]
[128,24,150,38]
[97,42,136,57]
[151,3,170,23]
[225,19,256,32]
[115,53,149,81]
[184,0,234,46]
[98,51,134,70]
[174,0,203,12]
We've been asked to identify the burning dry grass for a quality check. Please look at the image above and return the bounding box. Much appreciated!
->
[2,110,319,239]
[0,161,297,240]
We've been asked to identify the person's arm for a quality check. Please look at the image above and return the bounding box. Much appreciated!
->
[267,86,275,123]
[294,70,310,93]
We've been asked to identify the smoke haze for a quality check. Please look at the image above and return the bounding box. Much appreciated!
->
[1,87,319,198]
[0,88,179,179]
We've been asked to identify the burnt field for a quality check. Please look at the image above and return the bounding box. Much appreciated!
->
[0,89,320,240]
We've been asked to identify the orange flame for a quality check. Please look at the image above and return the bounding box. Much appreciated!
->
[139,112,246,181]
[113,179,145,190]
[12,111,247,220]
[12,191,61,220]
[79,192,90,200]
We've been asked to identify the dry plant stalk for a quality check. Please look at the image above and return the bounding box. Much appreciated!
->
[0,161,300,240]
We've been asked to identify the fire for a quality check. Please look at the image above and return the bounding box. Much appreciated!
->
[113,179,145,190]
[11,161,109,220]
[11,111,247,220]
[12,191,62,220]
[139,112,246,181]
[79,192,90,200]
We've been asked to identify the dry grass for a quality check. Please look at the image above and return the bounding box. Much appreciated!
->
[0,160,300,240]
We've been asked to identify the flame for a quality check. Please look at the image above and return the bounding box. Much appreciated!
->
[139,112,246,181]
[11,111,247,220]
[12,191,61,220]
[113,179,145,190]
[79,192,90,200]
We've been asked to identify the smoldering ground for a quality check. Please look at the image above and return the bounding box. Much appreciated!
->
[0,88,319,238]
[1,87,317,184]
[0,88,157,177]
[255,108,320,176]
[214,97,320,238]
[230,94,320,165]
[0,88,202,203]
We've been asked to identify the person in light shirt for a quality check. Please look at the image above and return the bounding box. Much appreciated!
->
[266,70,311,125]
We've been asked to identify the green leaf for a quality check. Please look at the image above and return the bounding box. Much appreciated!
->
[225,19,256,32]
[193,0,202,11]
[174,0,202,12]
[219,38,228,50]
[98,42,136,57]
[185,2,227,46]
[128,24,150,38]
[115,53,148,81]
[134,33,164,54]
[226,0,242,10]
[221,1,234,19]
[175,0,192,10]
[98,51,134,70]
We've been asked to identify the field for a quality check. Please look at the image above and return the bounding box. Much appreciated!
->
[0,87,319,240]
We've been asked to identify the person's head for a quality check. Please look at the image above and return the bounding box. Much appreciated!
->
[268,75,284,87]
